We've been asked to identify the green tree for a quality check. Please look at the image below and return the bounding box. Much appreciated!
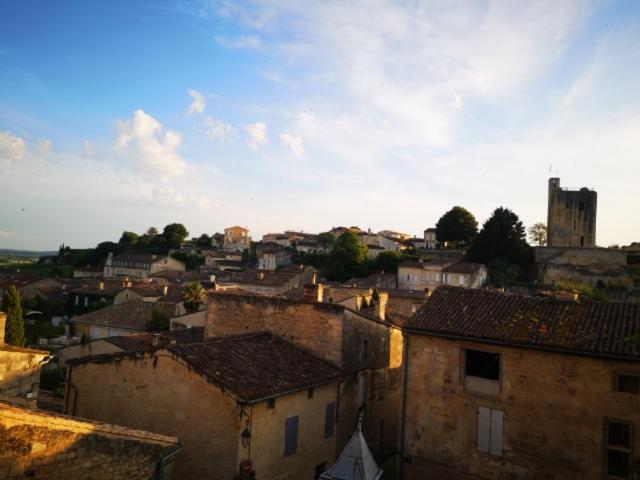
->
[196,233,211,247]
[2,285,25,346]
[162,223,189,249]
[145,307,170,332]
[528,222,548,247]
[183,282,206,313]
[371,251,403,273]
[327,232,369,281]
[435,206,478,245]
[118,231,139,249]
[467,207,534,281]
[317,232,336,251]
[146,227,159,237]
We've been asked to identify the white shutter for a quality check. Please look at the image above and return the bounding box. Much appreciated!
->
[477,407,491,453]
[490,410,504,456]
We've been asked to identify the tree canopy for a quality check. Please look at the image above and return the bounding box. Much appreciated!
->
[435,206,478,244]
[528,222,548,247]
[467,207,533,282]
[2,285,25,346]
[327,232,369,281]
[183,282,205,314]
[145,307,170,332]
[162,223,189,249]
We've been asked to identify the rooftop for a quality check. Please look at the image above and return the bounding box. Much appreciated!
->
[407,286,640,360]
[105,327,204,351]
[70,301,173,332]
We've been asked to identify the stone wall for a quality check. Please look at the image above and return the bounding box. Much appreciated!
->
[67,351,240,479]
[0,348,50,408]
[547,178,597,247]
[205,294,346,366]
[57,340,121,367]
[0,401,179,479]
[403,333,640,479]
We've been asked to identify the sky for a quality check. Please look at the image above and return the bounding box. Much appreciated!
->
[0,0,639,250]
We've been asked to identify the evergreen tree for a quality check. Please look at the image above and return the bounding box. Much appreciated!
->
[2,285,25,346]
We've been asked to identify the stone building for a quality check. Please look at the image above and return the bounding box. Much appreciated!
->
[547,177,597,247]
[423,228,437,249]
[66,332,341,479]
[256,242,292,270]
[205,288,404,463]
[398,259,487,291]
[223,225,251,251]
[103,252,186,279]
[401,286,640,479]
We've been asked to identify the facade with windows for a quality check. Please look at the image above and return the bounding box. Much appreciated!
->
[401,286,640,479]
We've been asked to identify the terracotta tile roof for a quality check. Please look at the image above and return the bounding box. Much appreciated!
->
[344,273,395,289]
[0,275,57,289]
[277,264,314,274]
[105,328,204,351]
[443,262,486,274]
[227,270,298,287]
[70,301,172,332]
[408,286,640,360]
[67,280,123,296]
[112,253,164,263]
[168,332,341,401]
[36,286,70,303]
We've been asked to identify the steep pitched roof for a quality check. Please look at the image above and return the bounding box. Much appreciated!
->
[443,262,486,274]
[70,301,172,332]
[407,286,640,360]
[168,332,341,401]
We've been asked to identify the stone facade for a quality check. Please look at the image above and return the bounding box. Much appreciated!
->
[403,333,640,479]
[103,253,185,279]
[398,261,487,291]
[204,293,404,461]
[547,177,597,247]
[0,401,179,479]
[223,226,251,251]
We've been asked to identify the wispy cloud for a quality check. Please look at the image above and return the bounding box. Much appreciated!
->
[280,132,304,157]
[246,122,268,148]
[187,89,206,115]
[204,116,235,141]
[0,130,26,166]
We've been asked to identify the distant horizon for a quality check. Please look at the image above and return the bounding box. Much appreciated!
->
[1,1,639,250]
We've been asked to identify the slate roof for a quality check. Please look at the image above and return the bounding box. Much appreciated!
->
[407,286,640,360]
[168,332,341,401]
[112,253,164,263]
[70,301,172,332]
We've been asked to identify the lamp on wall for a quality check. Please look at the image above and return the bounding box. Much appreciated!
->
[241,419,252,448]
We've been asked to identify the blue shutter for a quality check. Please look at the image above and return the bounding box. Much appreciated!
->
[284,416,299,457]
[324,402,336,439]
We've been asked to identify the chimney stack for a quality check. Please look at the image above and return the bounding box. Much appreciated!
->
[375,292,388,321]
[257,271,265,280]
[0,311,6,346]
[152,333,161,347]
[311,271,317,285]
[424,288,431,299]
[303,283,324,303]
[162,285,169,296]
[99,281,104,291]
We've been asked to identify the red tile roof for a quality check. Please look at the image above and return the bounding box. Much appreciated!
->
[407,286,640,360]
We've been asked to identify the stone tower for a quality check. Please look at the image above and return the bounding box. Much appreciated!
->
[547,178,597,247]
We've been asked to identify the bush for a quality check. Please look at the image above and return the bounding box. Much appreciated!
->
[40,367,66,393]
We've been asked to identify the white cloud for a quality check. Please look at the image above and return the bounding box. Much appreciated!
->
[0,230,14,238]
[35,139,52,159]
[279,132,304,157]
[216,34,263,50]
[187,89,206,115]
[0,130,26,166]
[115,109,186,177]
[246,122,268,148]
[204,116,235,140]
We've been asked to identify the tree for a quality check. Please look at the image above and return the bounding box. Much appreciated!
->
[467,207,534,281]
[528,222,547,247]
[196,233,211,248]
[118,231,139,249]
[145,307,170,332]
[183,282,206,313]
[371,251,403,273]
[327,232,368,281]
[162,223,189,249]
[317,232,336,251]
[435,206,478,245]
[2,285,25,346]
[146,227,159,237]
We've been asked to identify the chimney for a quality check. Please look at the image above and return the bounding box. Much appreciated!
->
[0,311,6,346]
[99,281,104,291]
[152,333,161,347]
[303,283,324,303]
[162,285,168,296]
[424,288,431,299]
[65,324,71,339]
[257,272,265,280]
[127,281,132,288]
[375,292,388,321]
[311,271,317,285]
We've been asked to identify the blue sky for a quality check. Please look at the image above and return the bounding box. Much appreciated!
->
[0,0,639,250]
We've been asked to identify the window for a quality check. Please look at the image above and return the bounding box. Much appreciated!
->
[284,416,299,457]
[324,402,336,439]
[308,387,315,399]
[464,349,500,395]
[362,340,369,361]
[357,372,368,408]
[617,375,640,394]
[606,420,632,478]
[435,272,441,282]
[477,407,503,456]
[267,398,276,410]
[459,275,465,286]
[315,463,327,480]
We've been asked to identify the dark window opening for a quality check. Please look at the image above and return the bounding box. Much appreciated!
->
[267,398,276,410]
[324,402,336,439]
[465,349,500,381]
[579,201,584,211]
[617,375,640,394]
[308,387,315,399]
[315,463,327,480]
[362,340,369,361]
[580,236,585,247]
[284,416,299,457]
[606,420,632,478]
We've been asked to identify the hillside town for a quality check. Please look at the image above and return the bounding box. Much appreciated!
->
[0,177,639,479]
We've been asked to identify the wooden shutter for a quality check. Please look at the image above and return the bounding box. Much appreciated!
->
[490,410,504,456]
[284,416,299,457]
[477,407,491,453]
[324,402,336,439]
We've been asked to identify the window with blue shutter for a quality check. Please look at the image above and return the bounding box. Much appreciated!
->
[324,402,336,439]
[284,416,299,457]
